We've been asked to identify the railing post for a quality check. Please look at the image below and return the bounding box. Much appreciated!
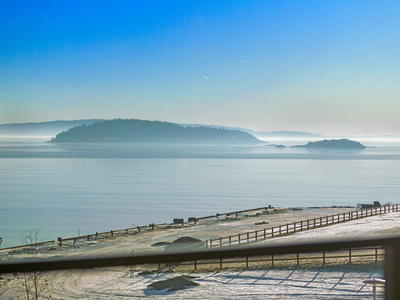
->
[323,251,325,265]
[246,256,248,268]
[111,230,113,237]
[279,225,282,235]
[320,216,322,226]
[58,237,62,247]
[313,218,316,228]
[349,248,352,264]
[220,258,223,269]
[272,227,274,238]
[229,236,232,246]
[194,260,197,271]
[255,231,258,242]
[297,253,299,266]
[294,222,296,232]
[271,254,274,267]
[384,239,400,299]
[220,237,222,247]
[301,220,303,231]
[375,248,378,264]
[247,232,249,243]
[264,228,266,239]
[307,219,310,229]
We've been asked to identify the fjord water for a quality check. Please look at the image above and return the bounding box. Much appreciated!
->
[1,137,400,248]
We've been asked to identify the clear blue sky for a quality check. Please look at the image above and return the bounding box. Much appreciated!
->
[1,0,399,135]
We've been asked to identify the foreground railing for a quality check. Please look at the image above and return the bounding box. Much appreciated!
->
[1,235,400,299]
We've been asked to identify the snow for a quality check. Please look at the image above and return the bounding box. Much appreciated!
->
[3,207,396,299]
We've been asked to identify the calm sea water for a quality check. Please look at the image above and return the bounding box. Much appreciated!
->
[1,137,400,248]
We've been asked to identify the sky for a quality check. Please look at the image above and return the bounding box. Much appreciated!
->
[1,0,399,136]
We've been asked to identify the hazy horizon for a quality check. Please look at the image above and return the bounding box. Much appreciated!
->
[1,1,399,136]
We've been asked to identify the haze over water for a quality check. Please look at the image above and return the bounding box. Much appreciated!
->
[1,137,399,248]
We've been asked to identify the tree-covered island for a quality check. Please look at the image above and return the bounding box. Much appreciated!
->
[49,119,263,144]
[295,139,366,150]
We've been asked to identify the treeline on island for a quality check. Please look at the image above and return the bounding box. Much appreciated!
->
[50,119,262,144]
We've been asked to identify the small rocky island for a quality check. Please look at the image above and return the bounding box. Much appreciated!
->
[295,139,366,150]
[49,119,263,144]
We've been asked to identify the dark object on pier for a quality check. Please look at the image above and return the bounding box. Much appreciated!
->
[255,221,268,225]
[173,218,184,225]
[358,201,381,209]
[188,217,197,223]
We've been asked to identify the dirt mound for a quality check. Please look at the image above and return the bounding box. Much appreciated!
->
[164,236,203,252]
[148,275,199,292]
[171,236,202,244]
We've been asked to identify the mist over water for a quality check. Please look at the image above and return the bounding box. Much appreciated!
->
[1,137,400,248]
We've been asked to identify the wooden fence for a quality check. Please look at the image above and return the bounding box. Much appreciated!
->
[172,246,385,271]
[207,204,399,248]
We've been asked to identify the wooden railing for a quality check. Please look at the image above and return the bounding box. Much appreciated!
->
[176,246,384,270]
[208,204,399,248]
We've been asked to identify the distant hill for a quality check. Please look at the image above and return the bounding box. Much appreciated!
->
[0,119,101,136]
[295,139,366,150]
[50,119,263,144]
[180,124,324,139]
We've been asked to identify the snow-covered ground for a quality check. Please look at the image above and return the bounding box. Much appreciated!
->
[44,266,383,299]
[3,207,398,299]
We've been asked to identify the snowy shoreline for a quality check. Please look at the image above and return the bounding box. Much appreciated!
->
[3,206,399,299]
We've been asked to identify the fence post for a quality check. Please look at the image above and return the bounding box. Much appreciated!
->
[220,258,223,269]
[301,221,303,231]
[194,260,197,271]
[323,251,325,265]
[271,254,274,267]
[229,236,232,246]
[264,228,266,239]
[349,248,352,264]
[313,218,316,228]
[297,253,300,266]
[87,235,90,241]
[294,222,296,232]
[384,239,400,299]
[255,231,258,242]
[375,248,378,263]
[220,237,222,247]
[272,227,274,238]
[58,237,62,247]
[111,230,113,237]
[320,217,322,226]
[95,232,98,240]
[279,225,282,236]
[287,223,289,234]
[246,256,249,268]
[247,232,250,243]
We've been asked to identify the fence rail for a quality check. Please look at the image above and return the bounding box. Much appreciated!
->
[208,204,399,248]
[175,246,385,271]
